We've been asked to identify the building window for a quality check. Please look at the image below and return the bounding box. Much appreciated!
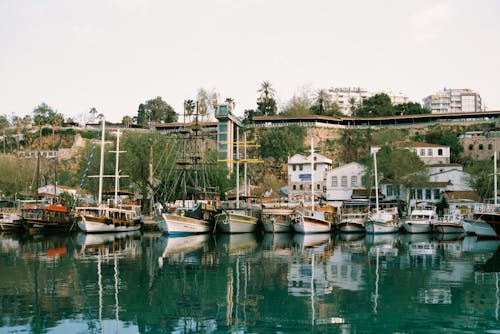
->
[292,185,296,190]
[425,189,432,199]
[293,165,296,171]
[386,185,393,196]
[351,176,357,187]
[314,164,317,171]
[434,189,441,199]
[341,176,348,187]
[316,184,320,190]
[488,143,492,150]
[428,149,433,156]
[420,149,425,156]
[479,144,484,150]
[416,189,423,199]
[438,149,443,156]
[468,144,473,150]
[395,185,400,196]
[299,185,303,190]
[299,165,303,171]
[332,176,338,187]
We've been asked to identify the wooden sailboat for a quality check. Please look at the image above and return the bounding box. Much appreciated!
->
[158,103,218,235]
[74,119,143,233]
[365,150,400,234]
[291,138,333,234]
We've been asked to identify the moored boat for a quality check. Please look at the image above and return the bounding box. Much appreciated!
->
[215,207,259,233]
[261,206,294,233]
[291,206,334,234]
[365,208,400,234]
[402,203,438,233]
[160,200,217,235]
[0,200,22,231]
[74,121,143,233]
[22,204,76,234]
[337,212,366,233]
[433,211,465,234]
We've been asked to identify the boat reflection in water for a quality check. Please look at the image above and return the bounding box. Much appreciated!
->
[1,230,500,333]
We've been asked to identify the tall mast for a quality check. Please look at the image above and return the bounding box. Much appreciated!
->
[113,129,121,206]
[374,150,379,212]
[310,137,314,211]
[495,150,498,206]
[97,119,105,205]
[235,127,240,209]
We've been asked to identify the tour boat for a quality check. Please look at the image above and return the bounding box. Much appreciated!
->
[402,203,438,234]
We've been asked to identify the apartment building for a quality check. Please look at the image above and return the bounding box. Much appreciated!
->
[328,87,409,116]
[371,141,450,165]
[423,88,482,114]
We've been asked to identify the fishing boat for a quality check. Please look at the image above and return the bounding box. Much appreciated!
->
[364,151,400,234]
[292,138,334,234]
[337,211,367,233]
[401,203,438,234]
[261,202,295,233]
[433,209,465,234]
[0,200,22,231]
[21,203,75,234]
[74,120,143,233]
[159,107,218,235]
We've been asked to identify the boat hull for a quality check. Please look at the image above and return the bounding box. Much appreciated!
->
[338,222,365,233]
[293,216,331,234]
[215,211,258,233]
[365,220,399,234]
[433,223,464,234]
[402,221,433,233]
[159,213,213,235]
[76,216,142,233]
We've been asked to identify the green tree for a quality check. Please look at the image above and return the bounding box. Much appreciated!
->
[280,92,311,116]
[362,146,427,202]
[258,125,307,161]
[136,97,177,127]
[394,102,431,115]
[354,93,395,117]
[0,115,9,129]
[122,115,133,128]
[257,81,277,116]
[464,159,493,201]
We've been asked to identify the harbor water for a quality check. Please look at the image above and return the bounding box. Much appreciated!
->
[0,231,499,333]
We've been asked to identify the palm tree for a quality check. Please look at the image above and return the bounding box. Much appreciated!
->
[257,81,276,103]
[184,100,196,116]
[313,89,331,115]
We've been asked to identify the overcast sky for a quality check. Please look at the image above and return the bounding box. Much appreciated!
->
[1,0,499,123]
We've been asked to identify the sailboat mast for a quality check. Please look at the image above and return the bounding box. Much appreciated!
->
[374,150,379,212]
[495,150,497,206]
[114,129,121,206]
[97,119,105,205]
[310,137,314,211]
[244,132,248,198]
[236,127,240,209]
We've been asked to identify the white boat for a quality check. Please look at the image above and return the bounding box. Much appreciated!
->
[292,208,334,233]
[75,120,143,233]
[292,138,333,234]
[365,151,400,234]
[215,207,258,233]
[365,208,400,234]
[433,211,465,234]
[0,200,23,231]
[261,206,294,233]
[463,217,497,237]
[337,212,367,233]
[402,203,438,234]
[159,201,217,235]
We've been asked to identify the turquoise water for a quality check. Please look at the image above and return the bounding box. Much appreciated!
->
[0,231,499,333]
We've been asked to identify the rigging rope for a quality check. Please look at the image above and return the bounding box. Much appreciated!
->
[71,131,100,209]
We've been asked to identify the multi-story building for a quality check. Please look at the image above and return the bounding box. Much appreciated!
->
[328,87,409,116]
[371,141,450,165]
[423,88,482,114]
[459,131,500,160]
[325,162,366,204]
[288,152,332,203]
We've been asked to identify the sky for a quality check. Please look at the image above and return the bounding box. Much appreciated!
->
[1,0,499,123]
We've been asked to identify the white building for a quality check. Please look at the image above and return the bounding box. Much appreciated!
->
[423,88,482,114]
[371,141,450,165]
[328,87,409,116]
[325,162,366,205]
[288,152,332,203]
